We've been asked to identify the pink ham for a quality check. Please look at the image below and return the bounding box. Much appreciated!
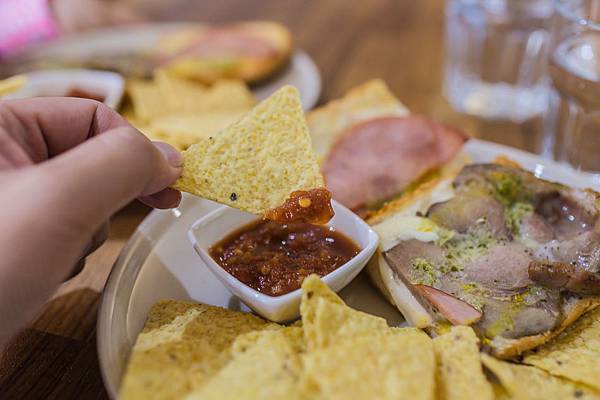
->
[322,116,466,213]
[179,27,277,59]
[414,284,482,325]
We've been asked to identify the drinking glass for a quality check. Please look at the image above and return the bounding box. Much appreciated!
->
[444,0,553,122]
[540,0,600,173]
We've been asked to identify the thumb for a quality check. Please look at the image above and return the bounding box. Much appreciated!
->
[37,126,182,239]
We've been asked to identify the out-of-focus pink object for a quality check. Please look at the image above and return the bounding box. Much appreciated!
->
[0,0,59,57]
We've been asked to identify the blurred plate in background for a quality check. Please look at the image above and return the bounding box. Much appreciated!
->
[2,23,321,109]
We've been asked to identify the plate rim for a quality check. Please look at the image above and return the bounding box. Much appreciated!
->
[96,138,598,398]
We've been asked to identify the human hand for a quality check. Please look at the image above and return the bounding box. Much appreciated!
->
[0,98,181,348]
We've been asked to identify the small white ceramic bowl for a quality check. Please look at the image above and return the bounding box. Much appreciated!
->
[187,200,379,322]
[3,69,124,109]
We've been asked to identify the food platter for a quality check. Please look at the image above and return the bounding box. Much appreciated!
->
[3,23,321,109]
[97,138,599,398]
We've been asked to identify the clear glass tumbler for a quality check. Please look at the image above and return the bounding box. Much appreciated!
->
[444,0,553,122]
[541,0,600,173]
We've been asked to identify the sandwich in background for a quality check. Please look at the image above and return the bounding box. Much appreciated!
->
[307,79,466,216]
[155,21,293,85]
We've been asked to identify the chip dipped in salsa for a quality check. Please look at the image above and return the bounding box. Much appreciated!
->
[209,220,360,296]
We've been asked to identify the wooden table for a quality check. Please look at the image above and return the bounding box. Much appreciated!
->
[0,0,544,398]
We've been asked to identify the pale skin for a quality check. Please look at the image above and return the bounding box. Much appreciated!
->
[0,98,182,350]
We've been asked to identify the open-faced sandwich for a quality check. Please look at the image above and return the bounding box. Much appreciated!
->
[156,21,293,85]
[307,79,466,216]
[367,157,600,358]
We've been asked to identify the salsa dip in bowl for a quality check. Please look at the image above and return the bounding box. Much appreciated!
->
[188,200,378,322]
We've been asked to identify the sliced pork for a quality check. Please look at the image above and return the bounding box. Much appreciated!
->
[379,163,600,342]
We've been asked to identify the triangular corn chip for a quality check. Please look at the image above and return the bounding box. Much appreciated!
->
[301,333,435,400]
[120,300,271,400]
[173,85,326,217]
[433,326,494,400]
[522,306,600,392]
[126,79,167,123]
[481,353,600,400]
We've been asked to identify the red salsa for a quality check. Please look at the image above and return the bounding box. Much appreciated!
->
[66,87,106,102]
[209,220,360,296]
[263,188,335,225]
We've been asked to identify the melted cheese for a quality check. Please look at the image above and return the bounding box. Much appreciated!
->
[374,216,441,251]
[372,178,455,252]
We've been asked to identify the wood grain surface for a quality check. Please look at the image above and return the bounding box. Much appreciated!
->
[0,0,545,398]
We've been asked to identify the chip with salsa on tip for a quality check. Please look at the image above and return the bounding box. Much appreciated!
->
[172,85,333,224]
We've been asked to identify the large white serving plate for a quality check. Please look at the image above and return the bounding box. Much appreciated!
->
[97,139,600,398]
[6,23,321,110]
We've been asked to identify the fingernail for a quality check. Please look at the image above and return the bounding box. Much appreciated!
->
[155,142,183,168]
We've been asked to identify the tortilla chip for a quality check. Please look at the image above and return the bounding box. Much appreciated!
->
[0,74,26,95]
[433,326,493,400]
[188,328,305,400]
[146,111,244,150]
[302,332,435,400]
[306,297,390,350]
[153,68,207,111]
[126,79,167,123]
[173,85,324,215]
[481,354,600,400]
[154,70,255,113]
[307,79,409,159]
[522,306,600,391]
[299,275,344,345]
[206,79,256,111]
[120,300,270,400]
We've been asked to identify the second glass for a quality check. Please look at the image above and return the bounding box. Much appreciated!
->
[444,0,553,122]
[541,0,600,173]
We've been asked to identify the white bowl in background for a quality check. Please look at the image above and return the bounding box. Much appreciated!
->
[187,200,379,322]
[3,69,124,109]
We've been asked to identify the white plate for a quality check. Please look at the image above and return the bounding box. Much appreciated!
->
[97,139,600,398]
[7,23,321,110]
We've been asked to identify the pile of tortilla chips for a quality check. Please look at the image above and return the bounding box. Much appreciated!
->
[120,275,600,400]
[121,69,256,150]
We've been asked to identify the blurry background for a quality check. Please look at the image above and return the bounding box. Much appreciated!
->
[136,0,547,151]
[0,0,545,150]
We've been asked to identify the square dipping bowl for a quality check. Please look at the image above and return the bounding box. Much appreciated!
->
[3,69,124,109]
[187,200,379,322]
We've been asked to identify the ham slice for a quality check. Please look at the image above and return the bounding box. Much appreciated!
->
[178,27,277,59]
[414,285,482,325]
[322,116,466,213]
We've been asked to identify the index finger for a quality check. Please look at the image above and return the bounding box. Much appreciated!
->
[0,97,130,162]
